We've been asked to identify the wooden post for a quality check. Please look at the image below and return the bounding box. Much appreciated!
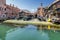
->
[37,25,42,30]
[54,27,56,32]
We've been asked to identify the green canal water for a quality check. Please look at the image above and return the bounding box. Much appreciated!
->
[0,24,60,40]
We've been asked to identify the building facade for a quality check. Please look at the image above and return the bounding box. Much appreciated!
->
[5,4,20,19]
[36,3,46,18]
[48,0,60,18]
[0,0,20,20]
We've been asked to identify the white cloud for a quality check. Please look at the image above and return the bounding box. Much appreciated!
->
[30,9,37,13]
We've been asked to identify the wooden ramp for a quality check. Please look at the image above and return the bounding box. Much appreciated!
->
[3,20,60,27]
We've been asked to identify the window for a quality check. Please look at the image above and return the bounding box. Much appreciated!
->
[57,14,60,18]
[56,8,60,12]
[57,2,60,5]
[5,8,6,11]
[12,13,14,15]
[0,7,1,11]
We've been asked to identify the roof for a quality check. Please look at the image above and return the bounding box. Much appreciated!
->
[48,0,60,8]
[6,4,20,12]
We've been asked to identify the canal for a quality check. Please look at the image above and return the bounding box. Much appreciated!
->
[0,24,60,40]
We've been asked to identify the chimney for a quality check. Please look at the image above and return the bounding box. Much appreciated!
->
[40,3,43,7]
[13,4,14,7]
[10,4,12,7]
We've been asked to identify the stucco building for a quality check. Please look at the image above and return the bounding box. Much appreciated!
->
[48,0,60,18]
[0,0,20,20]
[5,4,20,19]
[36,3,47,18]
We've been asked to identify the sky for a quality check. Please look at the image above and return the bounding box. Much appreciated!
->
[6,0,55,12]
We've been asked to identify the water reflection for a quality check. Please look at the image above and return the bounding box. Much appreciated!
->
[0,39,2,40]
[5,25,49,40]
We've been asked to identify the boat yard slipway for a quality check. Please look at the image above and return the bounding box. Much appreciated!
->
[3,19,60,30]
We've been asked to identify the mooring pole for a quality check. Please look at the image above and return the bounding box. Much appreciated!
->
[48,25,51,30]
[37,25,42,30]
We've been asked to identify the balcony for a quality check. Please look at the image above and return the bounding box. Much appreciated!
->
[56,5,60,8]
[56,8,60,13]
